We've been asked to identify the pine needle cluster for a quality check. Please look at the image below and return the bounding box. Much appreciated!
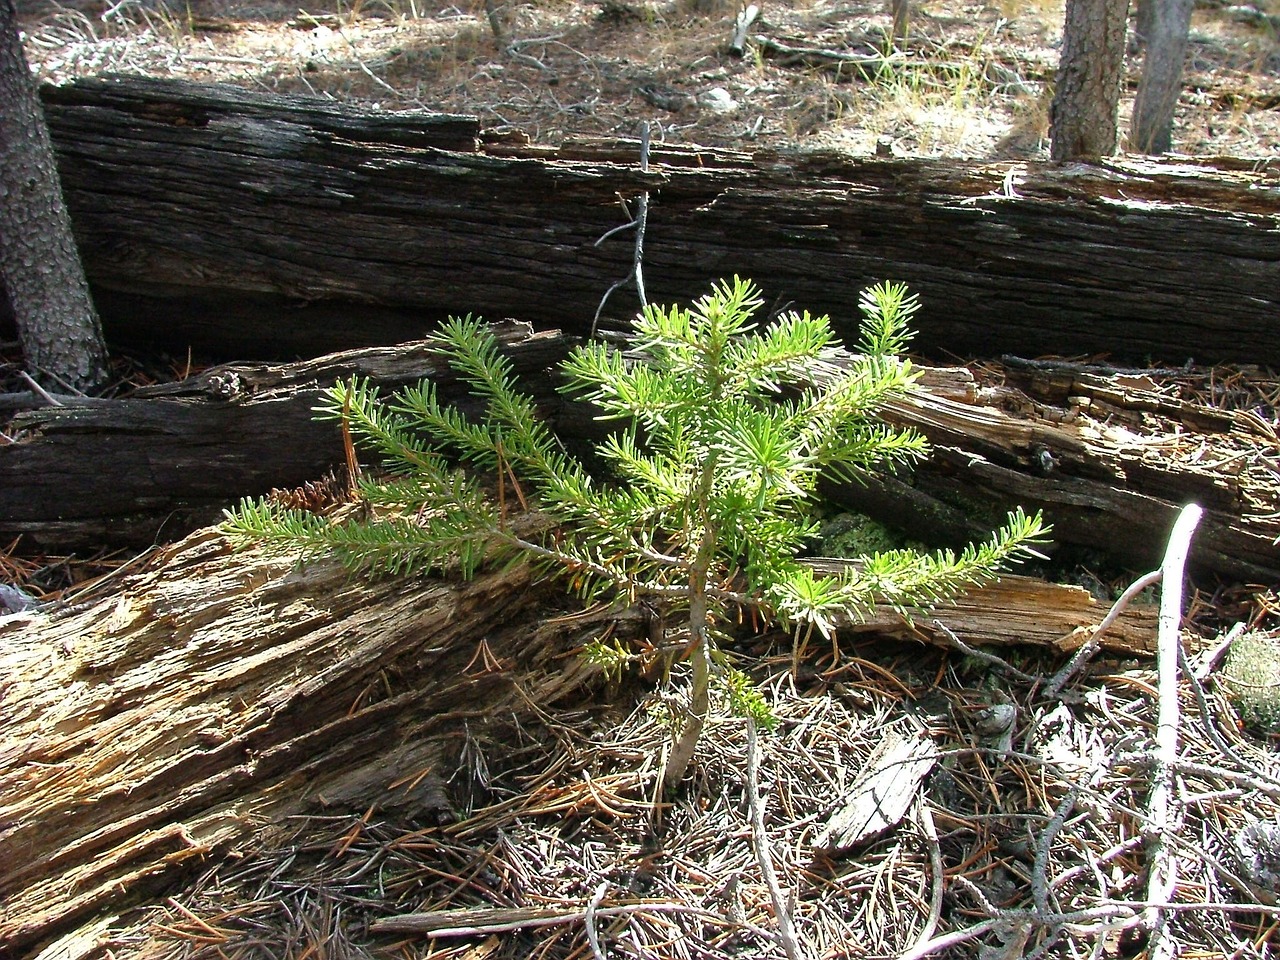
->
[224,277,1049,790]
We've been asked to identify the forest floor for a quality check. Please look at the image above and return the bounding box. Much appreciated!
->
[14,0,1280,160]
[6,1,1280,958]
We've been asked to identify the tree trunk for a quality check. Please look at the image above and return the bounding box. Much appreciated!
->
[1130,0,1194,153]
[0,0,108,393]
[1133,0,1155,48]
[3,336,1276,584]
[31,75,1280,369]
[1050,0,1130,159]
[891,0,912,47]
[0,520,1156,954]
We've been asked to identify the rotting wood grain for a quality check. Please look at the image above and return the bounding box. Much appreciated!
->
[0,519,1158,954]
[35,75,1280,365]
[0,323,572,549]
[820,564,1159,654]
[2,337,1276,582]
[0,528,575,956]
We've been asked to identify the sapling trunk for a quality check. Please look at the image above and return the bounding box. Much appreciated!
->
[663,620,712,793]
[661,454,720,793]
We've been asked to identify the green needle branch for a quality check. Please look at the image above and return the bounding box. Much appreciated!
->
[223,277,1050,794]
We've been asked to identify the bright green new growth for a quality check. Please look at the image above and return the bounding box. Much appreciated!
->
[223,277,1049,790]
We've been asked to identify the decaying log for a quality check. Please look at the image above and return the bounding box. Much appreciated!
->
[827,565,1159,654]
[0,517,1155,955]
[0,529,576,956]
[843,360,1280,583]
[0,322,572,549]
[3,330,1276,582]
[37,75,1280,365]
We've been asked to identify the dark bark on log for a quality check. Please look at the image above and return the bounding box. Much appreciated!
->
[35,75,1280,367]
[2,330,1275,583]
[833,361,1280,583]
[0,524,1154,954]
[0,322,572,550]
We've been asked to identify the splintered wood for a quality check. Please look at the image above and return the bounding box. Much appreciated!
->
[813,727,938,852]
[0,523,1161,954]
[0,530,576,955]
[101,639,1280,960]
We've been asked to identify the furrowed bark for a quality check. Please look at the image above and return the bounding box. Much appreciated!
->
[30,75,1280,367]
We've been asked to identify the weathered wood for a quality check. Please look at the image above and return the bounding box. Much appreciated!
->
[0,519,1156,954]
[3,332,1276,583]
[813,728,938,851]
[0,529,577,956]
[37,75,1280,365]
[0,322,572,549]
[841,361,1280,582]
[824,565,1159,654]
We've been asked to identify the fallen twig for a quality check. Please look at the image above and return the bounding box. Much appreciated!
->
[729,4,759,57]
[901,802,944,955]
[1142,502,1203,959]
[1044,568,1163,698]
[746,716,804,960]
[933,619,1037,682]
[592,123,651,337]
[17,371,62,407]
[369,901,756,937]
[585,881,609,960]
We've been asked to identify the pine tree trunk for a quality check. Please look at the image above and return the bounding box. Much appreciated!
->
[0,0,108,393]
[1050,0,1130,160]
[1133,0,1155,47]
[890,0,912,47]
[1130,0,1194,153]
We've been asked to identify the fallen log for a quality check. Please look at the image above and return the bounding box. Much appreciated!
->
[0,519,1155,955]
[0,322,572,549]
[3,331,1276,580]
[0,530,573,956]
[854,361,1280,582]
[38,75,1280,366]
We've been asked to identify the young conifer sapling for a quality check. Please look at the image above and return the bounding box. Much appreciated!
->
[224,278,1049,791]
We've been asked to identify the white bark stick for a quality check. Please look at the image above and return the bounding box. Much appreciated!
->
[1142,502,1204,959]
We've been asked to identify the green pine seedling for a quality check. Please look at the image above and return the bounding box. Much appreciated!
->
[223,277,1049,792]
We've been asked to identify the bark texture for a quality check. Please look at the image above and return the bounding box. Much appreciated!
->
[0,530,577,956]
[838,361,1280,583]
[1130,0,1194,153]
[1050,0,1130,159]
[0,0,108,392]
[0,322,571,549]
[33,75,1280,368]
[2,336,1276,584]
